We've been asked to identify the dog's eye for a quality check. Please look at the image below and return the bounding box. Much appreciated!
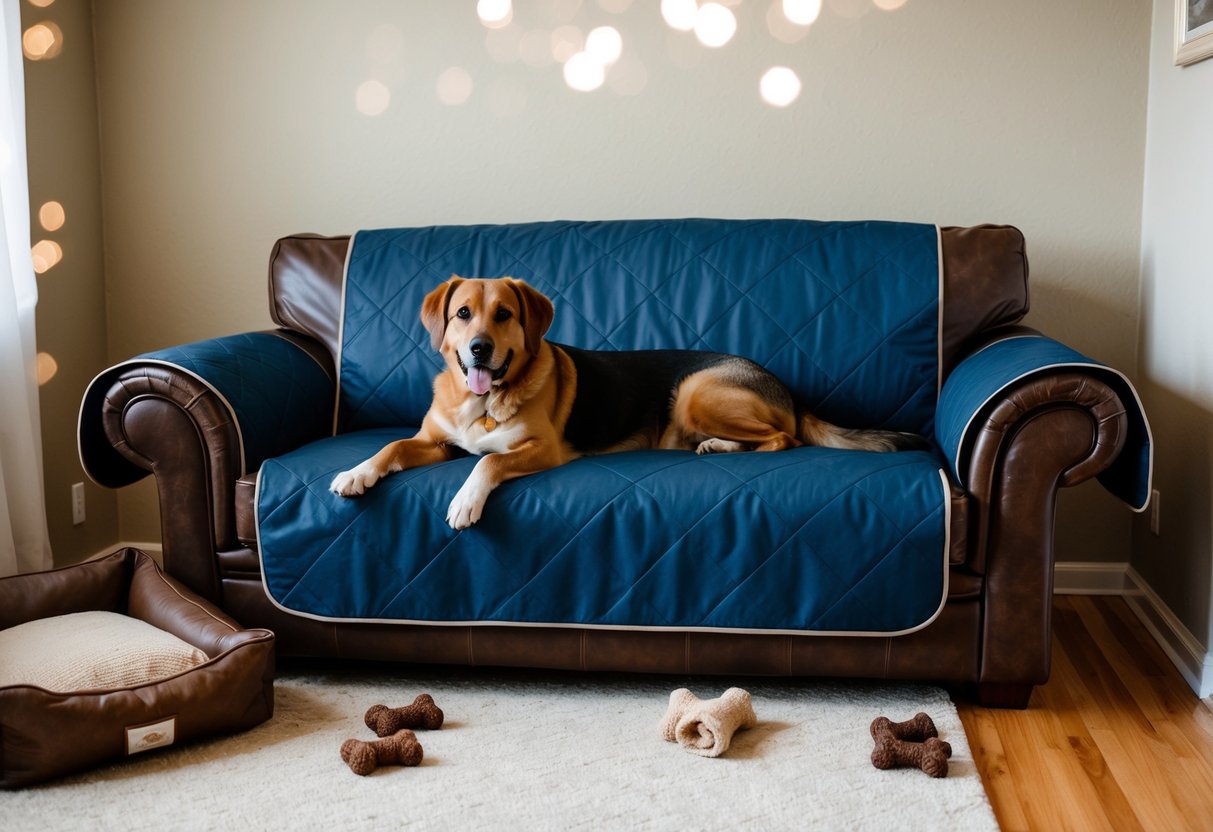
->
[494,307,513,323]
[456,306,471,320]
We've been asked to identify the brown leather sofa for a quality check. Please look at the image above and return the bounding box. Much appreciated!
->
[80,225,1140,709]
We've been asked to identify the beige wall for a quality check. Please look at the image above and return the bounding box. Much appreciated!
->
[1134,0,1213,644]
[23,0,119,564]
[89,0,1152,557]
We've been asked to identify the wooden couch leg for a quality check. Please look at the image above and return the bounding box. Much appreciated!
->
[976,682,1034,709]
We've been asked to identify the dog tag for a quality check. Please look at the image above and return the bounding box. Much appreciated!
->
[483,416,497,432]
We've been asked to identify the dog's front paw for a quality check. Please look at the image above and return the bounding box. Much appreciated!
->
[695,437,746,455]
[446,476,490,530]
[330,462,381,497]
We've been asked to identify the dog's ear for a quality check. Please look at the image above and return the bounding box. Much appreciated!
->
[507,279,555,355]
[420,275,464,352]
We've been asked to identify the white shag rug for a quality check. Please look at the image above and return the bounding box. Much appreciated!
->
[2,664,997,831]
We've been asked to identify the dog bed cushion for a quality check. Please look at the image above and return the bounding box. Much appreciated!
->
[0,611,208,693]
[0,549,275,789]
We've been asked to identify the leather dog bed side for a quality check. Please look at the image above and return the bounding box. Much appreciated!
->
[0,549,275,789]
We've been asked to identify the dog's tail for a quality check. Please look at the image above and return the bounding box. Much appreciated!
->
[797,412,931,453]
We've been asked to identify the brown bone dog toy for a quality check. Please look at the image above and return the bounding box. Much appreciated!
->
[340,728,424,776]
[870,714,952,778]
[364,693,445,736]
[871,712,938,742]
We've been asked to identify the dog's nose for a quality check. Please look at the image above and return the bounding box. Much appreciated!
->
[469,337,494,361]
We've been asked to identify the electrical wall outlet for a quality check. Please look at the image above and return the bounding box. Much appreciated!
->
[1149,489,1161,536]
[71,482,85,526]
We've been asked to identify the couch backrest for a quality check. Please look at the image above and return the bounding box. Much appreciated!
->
[269,221,1028,433]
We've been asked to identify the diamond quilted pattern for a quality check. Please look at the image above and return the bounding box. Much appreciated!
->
[256,219,950,634]
[256,428,949,633]
[338,219,940,433]
[652,263,746,335]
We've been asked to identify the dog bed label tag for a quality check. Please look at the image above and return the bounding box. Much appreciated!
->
[126,717,176,755]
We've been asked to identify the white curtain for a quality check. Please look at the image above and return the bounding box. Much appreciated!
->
[0,0,52,577]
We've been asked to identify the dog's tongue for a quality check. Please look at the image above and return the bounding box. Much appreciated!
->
[467,366,493,396]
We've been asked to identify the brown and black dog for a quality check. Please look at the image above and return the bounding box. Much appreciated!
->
[330,276,924,529]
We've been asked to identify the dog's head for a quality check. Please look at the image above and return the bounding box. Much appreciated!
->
[420,276,555,396]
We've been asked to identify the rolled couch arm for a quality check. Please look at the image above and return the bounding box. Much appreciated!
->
[79,330,335,601]
[935,328,1152,701]
[938,328,1152,512]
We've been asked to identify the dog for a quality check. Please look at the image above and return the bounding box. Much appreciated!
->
[330,276,926,529]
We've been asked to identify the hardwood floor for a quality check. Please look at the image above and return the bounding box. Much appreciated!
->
[957,595,1213,831]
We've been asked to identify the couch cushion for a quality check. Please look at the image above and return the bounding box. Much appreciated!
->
[256,428,953,635]
[338,219,942,436]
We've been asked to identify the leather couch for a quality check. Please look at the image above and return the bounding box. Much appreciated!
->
[79,221,1148,709]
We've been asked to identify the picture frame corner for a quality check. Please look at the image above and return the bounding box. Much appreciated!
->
[1175,0,1213,66]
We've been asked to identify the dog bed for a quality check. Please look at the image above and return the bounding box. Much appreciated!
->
[0,548,275,788]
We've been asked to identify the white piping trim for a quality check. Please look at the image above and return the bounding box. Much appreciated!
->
[252,464,953,638]
[331,231,357,436]
[935,224,944,399]
[951,339,1155,513]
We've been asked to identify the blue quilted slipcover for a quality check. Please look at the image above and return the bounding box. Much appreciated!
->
[255,219,955,634]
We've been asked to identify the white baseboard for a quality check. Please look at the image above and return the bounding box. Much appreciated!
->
[1054,560,1213,699]
[1123,566,1213,699]
[1053,561,1130,595]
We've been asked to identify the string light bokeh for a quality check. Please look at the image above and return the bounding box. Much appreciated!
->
[475,0,908,105]
[23,8,67,386]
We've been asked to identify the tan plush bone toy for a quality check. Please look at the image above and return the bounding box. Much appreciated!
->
[659,687,758,758]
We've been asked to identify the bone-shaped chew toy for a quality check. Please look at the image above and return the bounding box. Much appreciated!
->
[659,687,758,758]
[870,714,952,778]
[364,694,445,736]
[340,728,424,776]
[871,712,938,742]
